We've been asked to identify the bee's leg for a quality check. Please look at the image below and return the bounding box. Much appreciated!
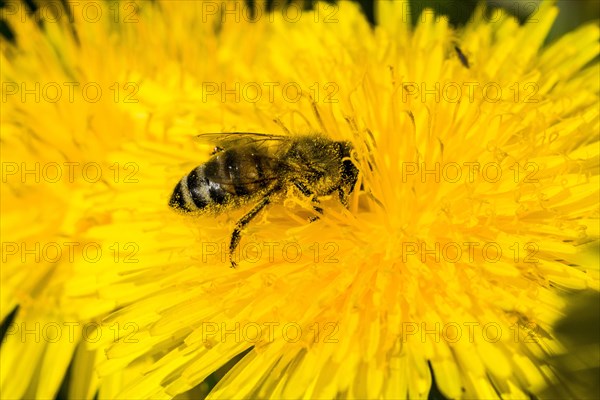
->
[338,188,349,208]
[293,181,313,197]
[308,200,323,223]
[229,197,271,268]
[308,206,323,223]
[293,181,322,222]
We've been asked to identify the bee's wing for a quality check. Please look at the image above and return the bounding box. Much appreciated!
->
[196,135,286,187]
[211,175,281,188]
[197,132,288,150]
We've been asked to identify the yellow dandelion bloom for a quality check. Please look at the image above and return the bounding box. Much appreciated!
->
[1,1,599,399]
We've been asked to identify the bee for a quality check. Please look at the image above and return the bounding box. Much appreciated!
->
[169,132,359,267]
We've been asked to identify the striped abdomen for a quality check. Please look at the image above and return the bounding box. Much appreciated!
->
[169,147,276,213]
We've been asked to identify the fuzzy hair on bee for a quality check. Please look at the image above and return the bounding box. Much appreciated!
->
[169,132,359,267]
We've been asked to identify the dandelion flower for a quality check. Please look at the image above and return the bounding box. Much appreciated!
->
[1,1,598,399]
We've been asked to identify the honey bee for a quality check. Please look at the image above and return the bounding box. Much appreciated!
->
[169,132,359,267]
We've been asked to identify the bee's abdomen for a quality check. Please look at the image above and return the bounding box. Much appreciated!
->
[170,148,275,213]
[169,165,221,212]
